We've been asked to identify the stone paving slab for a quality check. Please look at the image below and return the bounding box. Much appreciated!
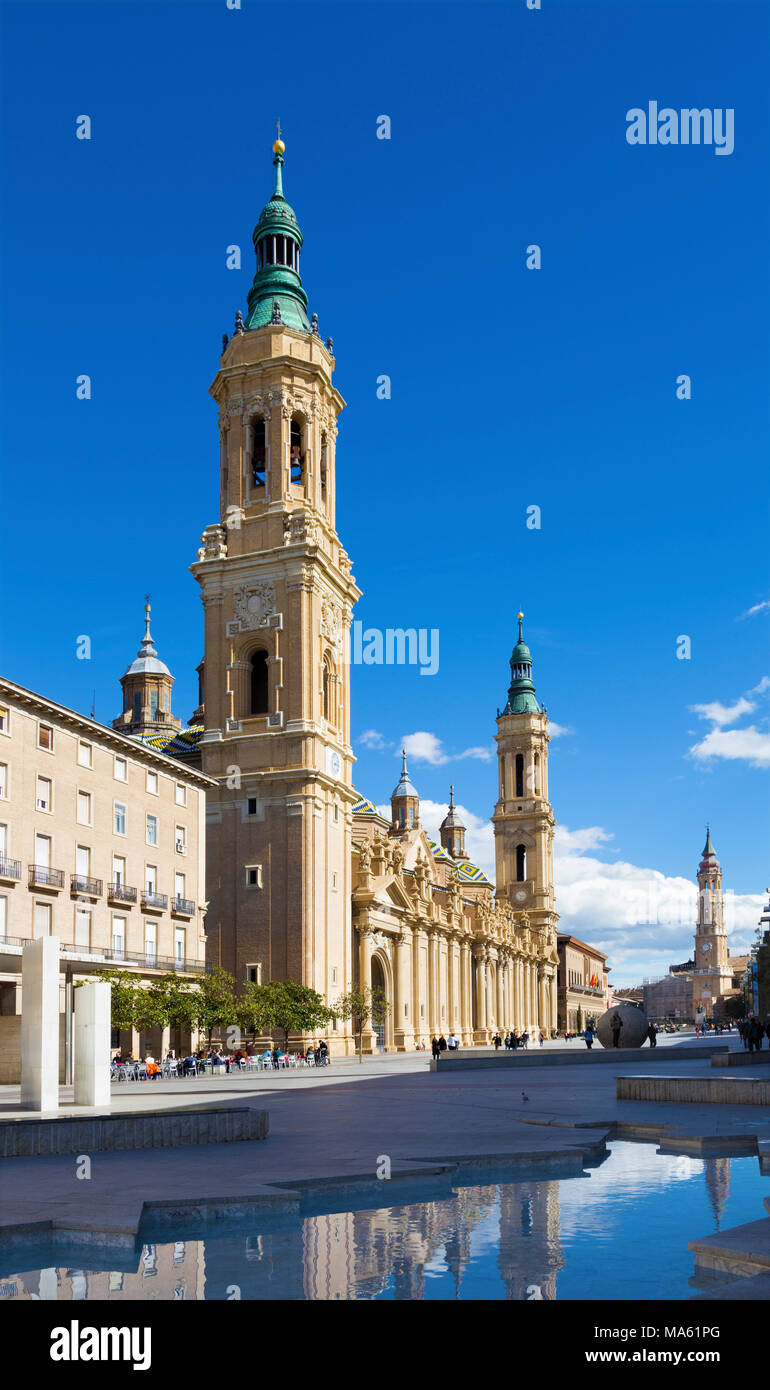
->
[688,1216,770,1279]
[690,1269,770,1301]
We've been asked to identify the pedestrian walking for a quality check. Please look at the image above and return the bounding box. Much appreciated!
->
[647,1021,657,1048]
[584,1025,594,1050]
[610,1012,622,1048]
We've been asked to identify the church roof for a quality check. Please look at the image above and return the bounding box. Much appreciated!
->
[502,612,541,716]
[134,725,204,757]
[427,838,454,864]
[352,794,378,816]
[453,861,491,885]
[245,137,311,334]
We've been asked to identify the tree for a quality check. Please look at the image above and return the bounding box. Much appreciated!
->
[724,996,745,1021]
[237,981,275,1045]
[335,983,390,1062]
[187,967,238,1048]
[95,969,139,1032]
[260,980,335,1050]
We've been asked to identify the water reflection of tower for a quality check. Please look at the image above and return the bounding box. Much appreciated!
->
[703,1158,731,1231]
[302,1188,499,1300]
[497,1181,563,1300]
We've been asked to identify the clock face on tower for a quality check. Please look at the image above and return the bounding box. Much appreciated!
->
[514,889,527,903]
[326,747,341,779]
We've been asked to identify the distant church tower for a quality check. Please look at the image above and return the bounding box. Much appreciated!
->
[190,136,360,1031]
[440,786,468,862]
[113,600,181,740]
[492,614,557,947]
[693,829,732,1017]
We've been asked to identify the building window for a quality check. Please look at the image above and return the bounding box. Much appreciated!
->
[78,740,92,768]
[145,864,157,893]
[146,814,158,846]
[0,896,6,940]
[320,433,328,503]
[112,915,126,958]
[35,832,51,867]
[290,417,304,485]
[112,854,126,885]
[146,771,158,795]
[515,754,524,799]
[77,790,92,825]
[174,927,185,963]
[175,825,187,854]
[247,797,258,816]
[114,756,127,782]
[133,691,142,722]
[0,763,6,798]
[245,864,262,889]
[175,783,186,807]
[331,872,338,890]
[144,921,157,966]
[34,901,52,938]
[114,802,127,836]
[149,689,158,719]
[516,844,527,882]
[0,706,8,736]
[38,724,53,752]
[249,651,269,716]
[36,776,52,812]
[252,415,267,489]
[246,962,262,985]
[75,906,91,951]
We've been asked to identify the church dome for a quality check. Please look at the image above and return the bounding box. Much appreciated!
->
[454,861,491,885]
[122,603,171,678]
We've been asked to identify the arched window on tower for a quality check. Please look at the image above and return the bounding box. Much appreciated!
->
[290,418,304,485]
[249,650,269,716]
[500,755,506,798]
[516,844,527,882]
[515,754,524,799]
[534,752,540,795]
[252,415,266,489]
[322,652,336,726]
[320,433,328,505]
[132,690,141,722]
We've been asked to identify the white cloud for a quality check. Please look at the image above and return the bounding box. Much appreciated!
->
[555,825,614,853]
[457,745,494,762]
[689,726,770,769]
[401,731,448,765]
[691,697,755,727]
[739,599,770,619]
[546,720,573,738]
[358,729,389,750]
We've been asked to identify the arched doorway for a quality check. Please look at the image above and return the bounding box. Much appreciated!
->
[371,955,387,1053]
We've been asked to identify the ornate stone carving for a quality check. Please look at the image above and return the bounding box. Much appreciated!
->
[232,581,276,629]
[197,525,227,561]
[284,512,318,547]
[321,596,342,648]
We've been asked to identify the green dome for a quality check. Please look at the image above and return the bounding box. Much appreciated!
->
[245,146,311,334]
[501,613,541,716]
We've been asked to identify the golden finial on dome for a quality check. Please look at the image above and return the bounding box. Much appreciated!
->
[273,117,285,155]
[518,611,524,621]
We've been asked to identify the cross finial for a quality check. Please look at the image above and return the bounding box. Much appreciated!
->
[276,117,282,139]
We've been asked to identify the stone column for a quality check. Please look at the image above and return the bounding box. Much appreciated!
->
[412,928,423,1044]
[358,927,376,1053]
[74,982,111,1107]
[496,959,505,1032]
[550,972,558,1033]
[428,932,439,1034]
[394,931,414,1050]
[447,940,456,1034]
[475,950,487,1034]
[20,935,60,1112]
[459,941,471,1041]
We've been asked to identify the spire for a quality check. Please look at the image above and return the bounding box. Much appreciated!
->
[245,132,311,333]
[440,783,467,860]
[501,611,541,716]
[139,595,158,660]
[390,749,420,831]
[699,825,720,876]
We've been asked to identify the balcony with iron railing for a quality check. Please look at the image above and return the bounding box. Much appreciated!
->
[171,896,195,917]
[108,881,137,904]
[0,855,22,882]
[28,864,64,890]
[0,933,206,974]
[70,874,103,898]
[141,890,168,912]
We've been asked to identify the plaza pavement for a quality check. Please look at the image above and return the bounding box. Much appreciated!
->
[1,1031,769,1248]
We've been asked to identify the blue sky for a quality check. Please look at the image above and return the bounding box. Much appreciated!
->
[1,0,767,983]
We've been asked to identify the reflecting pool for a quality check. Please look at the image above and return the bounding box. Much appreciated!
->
[0,1142,767,1300]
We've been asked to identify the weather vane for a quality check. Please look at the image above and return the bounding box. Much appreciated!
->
[276,117,282,139]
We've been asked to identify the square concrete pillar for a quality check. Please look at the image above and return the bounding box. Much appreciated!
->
[74,982,111,1107]
[20,935,60,1112]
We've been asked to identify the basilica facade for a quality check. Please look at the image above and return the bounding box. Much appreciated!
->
[144,138,560,1052]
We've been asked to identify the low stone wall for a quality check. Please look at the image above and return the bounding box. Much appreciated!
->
[617,1075,770,1106]
[711,1049,770,1068]
[432,1044,728,1073]
[0,1106,269,1158]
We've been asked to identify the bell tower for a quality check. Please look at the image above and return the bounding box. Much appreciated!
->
[492,614,557,942]
[693,829,732,1017]
[190,136,360,1042]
